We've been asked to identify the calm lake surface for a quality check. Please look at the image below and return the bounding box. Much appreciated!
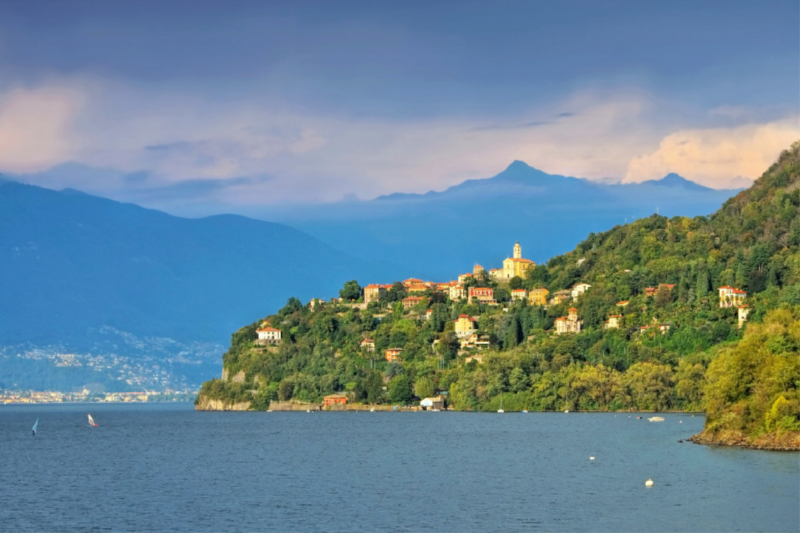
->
[0,403,797,532]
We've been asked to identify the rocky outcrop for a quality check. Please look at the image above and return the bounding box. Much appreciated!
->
[194,394,251,411]
[268,401,321,411]
[689,430,800,451]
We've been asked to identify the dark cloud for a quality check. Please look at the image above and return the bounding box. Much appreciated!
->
[471,121,551,132]
[131,175,275,201]
[0,1,795,118]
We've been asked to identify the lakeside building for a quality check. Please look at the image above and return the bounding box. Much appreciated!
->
[488,268,503,280]
[420,396,445,410]
[616,300,629,307]
[640,324,672,335]
[385,348,403,362]
[460,333,490,350]
[570,282,592,300]
[605,315,623,329]
[403,278,424,287]
[360,339,375,352]
[257,327,282,344]
[308,298,325,310]
[502,242,535,279]
[458,273,473,284]
[407,283,428,294]
[364,284,386,304]
[468,287,495,304]
[424,309,433,320]
[718,286,747,308]
[550,290,572,305]
[473,264,485,276]
[449,284,466,300]
[511,289,528,301]
[529,288,549,306]
[455,314,477,338]
[323,394,348,406]
[555,308,582,335]
[402,296,424,309]
[738,305,750,328]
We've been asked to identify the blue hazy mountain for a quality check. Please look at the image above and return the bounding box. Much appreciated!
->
[272,162,742,279]
[0,180,402,352]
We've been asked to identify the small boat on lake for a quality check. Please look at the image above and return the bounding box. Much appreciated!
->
[32,418,39,436]
[648,416,665,422]
[88,414,98,427]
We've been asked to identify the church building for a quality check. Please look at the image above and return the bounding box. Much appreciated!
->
[502,242,535,279]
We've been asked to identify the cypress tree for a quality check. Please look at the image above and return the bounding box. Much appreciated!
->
[696,269,709,301]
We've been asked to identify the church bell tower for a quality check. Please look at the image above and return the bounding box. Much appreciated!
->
[513,242,521,259]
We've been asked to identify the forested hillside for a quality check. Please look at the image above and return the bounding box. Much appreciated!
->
[199,142,800,448]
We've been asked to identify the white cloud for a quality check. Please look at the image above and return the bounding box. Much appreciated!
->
[1,77,797,205]
[624,119,800,188]
[0,86,84,172]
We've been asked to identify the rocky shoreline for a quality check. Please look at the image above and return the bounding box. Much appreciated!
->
[689,430,800,451]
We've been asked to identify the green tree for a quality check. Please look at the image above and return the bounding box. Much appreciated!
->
[696,269,710,301]
[389,375,414,404]
[623,362,674,411]
[386,282,407,302]
[278,379,294,401]
[509,367,529,393]
[505,315,523,349]
[415,376,435,399]
[339,280,362,301]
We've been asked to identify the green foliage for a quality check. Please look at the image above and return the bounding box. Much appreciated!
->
[414,376,435,399]
[389,375,414,404]
[704,307,800,436]
[199,141,800,437]
[339,280,362,301]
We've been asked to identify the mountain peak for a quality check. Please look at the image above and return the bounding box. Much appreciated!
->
[642,173,712,192]
[506,160,533,171]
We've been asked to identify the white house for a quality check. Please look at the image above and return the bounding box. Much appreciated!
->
[257,327,282,344]
[571,283,592,300]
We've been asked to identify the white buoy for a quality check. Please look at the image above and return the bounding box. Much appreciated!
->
[679,420,682,423]
[645,479,654,487]
[589,456,595,461]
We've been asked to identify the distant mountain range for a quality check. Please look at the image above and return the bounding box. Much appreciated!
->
[269,162,742,279]
[0,162,741,390]
[0,181,402,389]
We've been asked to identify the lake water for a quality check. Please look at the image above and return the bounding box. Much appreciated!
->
[0,403,797,532]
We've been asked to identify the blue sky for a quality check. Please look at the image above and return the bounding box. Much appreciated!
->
[0,0,797,212]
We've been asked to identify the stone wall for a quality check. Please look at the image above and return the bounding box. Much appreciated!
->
[194,395,251,411]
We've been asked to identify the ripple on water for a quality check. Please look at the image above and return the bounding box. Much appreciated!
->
[0,405,797,532]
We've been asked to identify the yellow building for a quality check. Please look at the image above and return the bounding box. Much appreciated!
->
[529,288,549,306]
[502,242,535,279]
[454,314,477,338]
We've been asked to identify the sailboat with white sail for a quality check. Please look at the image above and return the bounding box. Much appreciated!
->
[32,418,39,436]
[497,394,504,413]
[87,414,98,427]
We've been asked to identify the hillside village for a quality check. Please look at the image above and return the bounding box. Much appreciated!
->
[198,143,799,450]
[218,235,760,412]
[256,241,751,375]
